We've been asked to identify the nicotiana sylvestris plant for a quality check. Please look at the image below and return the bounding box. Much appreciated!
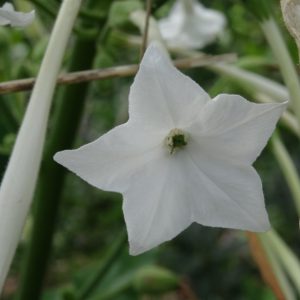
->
[55,42,287,256]
[0,2,34,27]
[0,0,82,292]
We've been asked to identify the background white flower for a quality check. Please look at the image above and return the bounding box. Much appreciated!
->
[54,43,286,256]
[159,0,226,49]
[0,2,34,27]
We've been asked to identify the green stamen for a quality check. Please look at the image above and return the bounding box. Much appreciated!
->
[165,128,188,154]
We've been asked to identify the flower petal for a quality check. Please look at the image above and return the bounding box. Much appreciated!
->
[123,151,193,255]
[124,139,270,256]
[54,122,165,193]
[129,42,210,131]
[0,3,34,27]
[185,145,270,231]
[186,94,287,164]
[159,0,225,49]
[158,0,185,42]
[0,3,12,25]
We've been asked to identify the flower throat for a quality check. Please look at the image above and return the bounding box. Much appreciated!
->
[165,128,188,154]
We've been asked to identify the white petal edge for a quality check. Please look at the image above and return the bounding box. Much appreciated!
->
[185,146,271,232]
[124,144,270,256]
[54,122,166,194]
[129,42,211,131]
[186,95,287,165]
[123,151,193,255]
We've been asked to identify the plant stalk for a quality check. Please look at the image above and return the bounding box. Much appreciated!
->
[261,17,300,126]
[0,0,82,293]
[263,230,300,294]
[271,132,300,216]
[15,3,107,300]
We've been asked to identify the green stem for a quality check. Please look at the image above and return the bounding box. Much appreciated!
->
[78,230,127,300]
[261,17,300,127]
[271,132,300,216]
[29,0,101,39]
[263,230,300,294]
[29,0,108,23]
[80,9,106,21]
[208,63,288,103]
[0,0,82,292]
[0,99,18,132]
[15,7,107,300]
[259,234,296,300]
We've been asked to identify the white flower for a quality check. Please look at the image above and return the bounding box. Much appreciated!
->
[0,2,34,27]
[54,43,287,255]
[158,0,225,49]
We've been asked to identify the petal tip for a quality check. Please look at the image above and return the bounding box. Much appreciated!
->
[53,150,67,166]
[141,41,170,67]
[129,243,145,256]
[248,218,271,233]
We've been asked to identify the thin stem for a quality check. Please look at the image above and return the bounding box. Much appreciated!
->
[140,0,152,58]
[271,132,300,216]
[15,1,107,299]
[0,53,236,94]
[80,8,105,22]
[207,63,288,104]
[29,0,102,39]
[263,230,300,294]
[173,48,290,105]
[15,41,97,300]
[259,234,296,300]
[246,232,285,300]
[30,0,107,23]
[261,17,300,127]
[78,230,127,300]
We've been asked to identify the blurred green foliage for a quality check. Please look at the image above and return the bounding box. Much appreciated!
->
[0,0,299,299]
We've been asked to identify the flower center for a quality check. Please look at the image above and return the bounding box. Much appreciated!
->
[165,128,188,154]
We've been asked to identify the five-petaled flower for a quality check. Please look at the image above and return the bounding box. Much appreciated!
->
[0,2,34,27]
[159,0,226,49]
[54,43,287,255]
